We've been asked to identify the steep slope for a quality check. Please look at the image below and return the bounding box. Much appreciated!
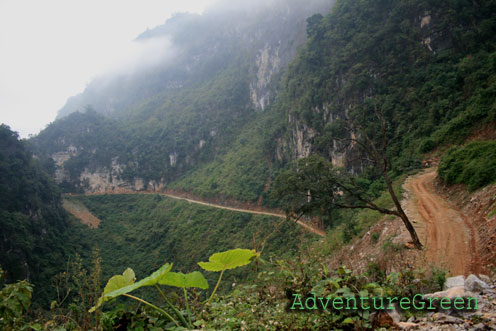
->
[31,0,334,197]
[278,0,496,173]
[0,125,89,303]
[177,0,496,208]
[29,0,496,228]
[65,193,309,286]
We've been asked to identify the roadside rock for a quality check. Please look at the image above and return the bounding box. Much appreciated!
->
[444,275,465,290]
[465,274,490,292]
[479,274,491,284]
[425,286,475,300]
[397,321,418,330]
[370,310,398,329]
[431,312,463,324]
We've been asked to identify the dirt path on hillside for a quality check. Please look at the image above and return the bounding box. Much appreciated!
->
[67,191,325,237]
[162,193,325,236]
[405,168,481,275]
[62,199,101,228]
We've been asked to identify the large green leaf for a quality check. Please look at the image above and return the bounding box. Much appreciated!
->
[89,263,172,312]
[198,249,259,272]
[159,271,209,289]
[132,262,173,288]
[103,268,135,295]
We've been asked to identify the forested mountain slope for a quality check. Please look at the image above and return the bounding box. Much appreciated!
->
[4,0,496,328]
[30,0,333,197]
[0,125,89,302]
[31,0,496,210]
[279,0,496,174]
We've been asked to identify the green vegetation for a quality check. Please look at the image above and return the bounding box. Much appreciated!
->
[172,108,286,204]
[489,204,496,218]
[30,0,331,200]
[198,247,446,330]
[272,154,422,247]
[30,0,496,206]
[69,194,307,286]
[438,141,496,190]
[0,268,34,331]
[4,0,496,328]
[2,243,448,330]
[90,249,258,329]
[279,0,496,177]
[0,125,90,304]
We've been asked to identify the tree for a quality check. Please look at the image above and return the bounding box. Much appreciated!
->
[275,102,423,249]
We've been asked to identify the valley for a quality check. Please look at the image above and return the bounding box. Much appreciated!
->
[1,0,496,329]
[64,190,326,236]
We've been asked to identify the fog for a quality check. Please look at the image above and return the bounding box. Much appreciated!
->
[0,0,333,138]
[95,36,178,80]
[0,0,217,138]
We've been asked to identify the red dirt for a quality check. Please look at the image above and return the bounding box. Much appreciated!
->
[62,199,100,228]
[405,168,481,276]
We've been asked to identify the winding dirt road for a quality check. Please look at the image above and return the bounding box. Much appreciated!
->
[64,191,325,237]
[405,168,480,275]
[161,193,326,236]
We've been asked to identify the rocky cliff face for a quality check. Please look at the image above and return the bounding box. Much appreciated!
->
[51,146,166,193]
[250,44,281,111]
[277,0,484,172]
[57,0,333,120]
[34,0,335,194]
[284,101,365,174]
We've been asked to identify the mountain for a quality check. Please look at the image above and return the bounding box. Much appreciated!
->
[31,0,334,200]
[279,0,496,175]
[5,0,496,328]
[31,0,496,209]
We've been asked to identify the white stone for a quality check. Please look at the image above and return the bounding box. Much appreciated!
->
[465,274,489,292]
[444,275,465,290]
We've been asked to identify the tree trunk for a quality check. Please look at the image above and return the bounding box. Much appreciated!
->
[383,172,423,249]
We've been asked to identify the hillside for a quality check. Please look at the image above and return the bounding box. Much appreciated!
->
[3,0,496,329]
[64,194,308,285]
[30,0,496,211]
[0,125,91,303]
[279,0,496,171]
[30,0,333,199]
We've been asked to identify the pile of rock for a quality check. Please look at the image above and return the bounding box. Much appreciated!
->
[379,274,496,330]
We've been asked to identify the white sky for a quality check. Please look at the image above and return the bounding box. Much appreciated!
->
[0,0,217,138]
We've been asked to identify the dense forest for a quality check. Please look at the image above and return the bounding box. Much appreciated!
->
[2,0,496,329]
[0,125,90,302]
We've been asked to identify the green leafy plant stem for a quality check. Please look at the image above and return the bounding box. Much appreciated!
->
[184,288,193,327]
[206,269,225,304]
[154,284,189,327]
[123,293,180,328]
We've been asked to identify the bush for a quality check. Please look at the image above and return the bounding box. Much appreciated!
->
[438,141,496,191]
[420,138,436,153]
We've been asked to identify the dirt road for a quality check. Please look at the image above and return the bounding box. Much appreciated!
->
[405,169,480,275]
[161,193,325,236]
[66,191,325,237]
